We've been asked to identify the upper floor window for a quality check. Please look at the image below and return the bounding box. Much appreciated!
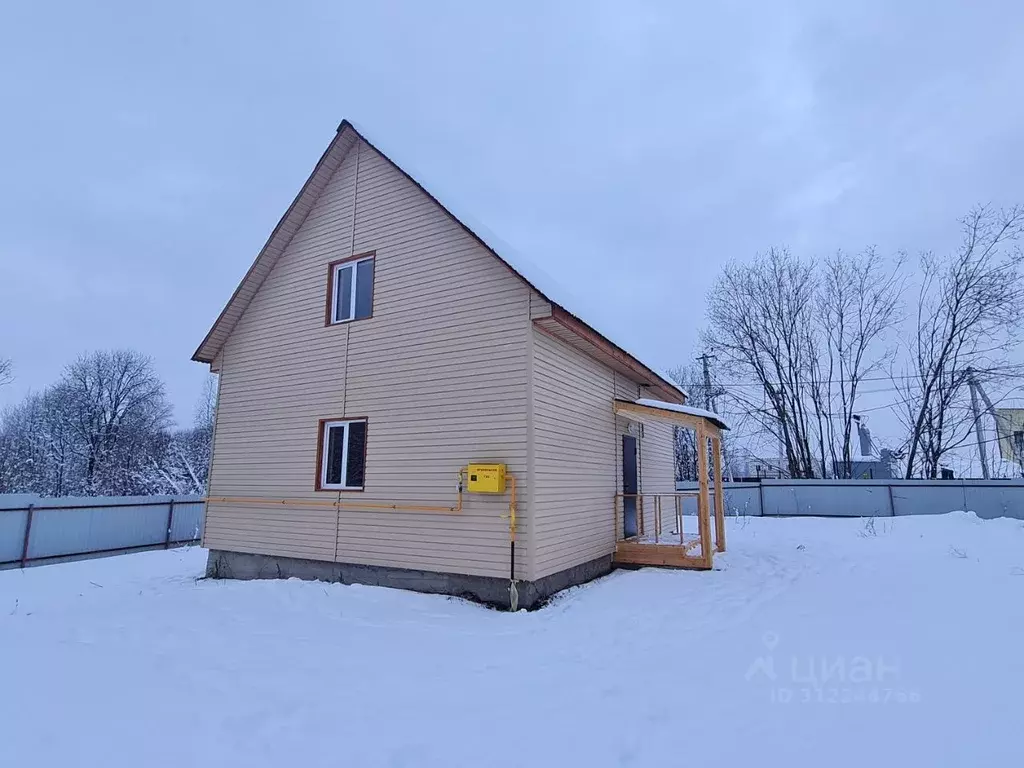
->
[327,253,374,324]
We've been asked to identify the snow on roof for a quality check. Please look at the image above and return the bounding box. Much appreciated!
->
[635,398,730,430]
[348,123,576,304]
[346,120,685,402]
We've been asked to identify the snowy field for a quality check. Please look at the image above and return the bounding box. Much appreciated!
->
[2,513,1023,767]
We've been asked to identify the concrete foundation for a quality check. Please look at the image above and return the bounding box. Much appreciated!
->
[205,550,613,610]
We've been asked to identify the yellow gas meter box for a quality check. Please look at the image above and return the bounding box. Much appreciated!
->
[467,463,506,494]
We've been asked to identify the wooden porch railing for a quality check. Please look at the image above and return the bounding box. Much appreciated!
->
[613,489,725,570]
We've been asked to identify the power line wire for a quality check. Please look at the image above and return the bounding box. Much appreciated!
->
[700,365,1024,389]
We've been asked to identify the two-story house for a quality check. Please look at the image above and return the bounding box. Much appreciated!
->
[194,120,727,609]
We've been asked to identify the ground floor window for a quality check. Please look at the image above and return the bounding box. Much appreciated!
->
[317,418,367,490]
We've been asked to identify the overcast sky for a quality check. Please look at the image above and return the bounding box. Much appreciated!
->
[2,0,1022,451]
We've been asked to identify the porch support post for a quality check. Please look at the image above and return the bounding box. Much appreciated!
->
[712,436,726,553]
[696,426,712,568]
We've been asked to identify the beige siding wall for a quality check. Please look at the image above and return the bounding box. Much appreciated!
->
[531,329,618,579]
[531,333,678,579]
[205,139,531,579]
[529,295,552,319]
[639,420,677,535]
[614,374,640,401]
[640,420,676,493]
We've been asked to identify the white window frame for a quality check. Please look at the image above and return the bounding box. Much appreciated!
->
[319,419,366,490]
[331,255,374,324]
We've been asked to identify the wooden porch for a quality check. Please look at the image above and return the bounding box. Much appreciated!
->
[612,399,728,570]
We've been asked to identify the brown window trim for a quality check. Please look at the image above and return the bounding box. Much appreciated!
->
[314,416,369,492]
[324,250,376,326]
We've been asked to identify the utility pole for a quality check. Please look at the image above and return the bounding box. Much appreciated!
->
[696,352,718,412]
[972,371,1004,477]
[966,368,991,480]
[695,351,732,481]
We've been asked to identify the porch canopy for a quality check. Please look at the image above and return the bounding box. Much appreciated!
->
[612,398,729,569]
[614,398,729,435]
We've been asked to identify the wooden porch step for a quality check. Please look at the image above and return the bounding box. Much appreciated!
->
[613,541,711,570]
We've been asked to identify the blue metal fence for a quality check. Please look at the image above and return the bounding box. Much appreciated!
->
[675,479,1024,520]
[0,495,204,568]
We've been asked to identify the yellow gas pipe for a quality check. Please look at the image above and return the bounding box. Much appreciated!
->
[205,468,466,514]
[205,466,521,610]
[506,474,518,611]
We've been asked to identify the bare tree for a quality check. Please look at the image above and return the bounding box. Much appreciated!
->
[56,349,173,494]
[0,390,77,495]
[0,396,42,493]
[667,365,702,481]
[192,373,218,484]
[704,246,904,479]
[813,250,905,478]
[194,373,217,433]
[704,248,821,477]
[142,374,218,495]
[0,358,12,387]
[897,205,1024,478]
[667,363,739,482]
[0,351,211,497]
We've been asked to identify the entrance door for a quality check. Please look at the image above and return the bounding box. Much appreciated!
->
[622,434,638,538]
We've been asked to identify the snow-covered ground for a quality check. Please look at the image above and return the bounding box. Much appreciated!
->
[2,513,1023,767]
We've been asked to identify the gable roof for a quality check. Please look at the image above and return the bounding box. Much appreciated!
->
[193,120,685,403]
